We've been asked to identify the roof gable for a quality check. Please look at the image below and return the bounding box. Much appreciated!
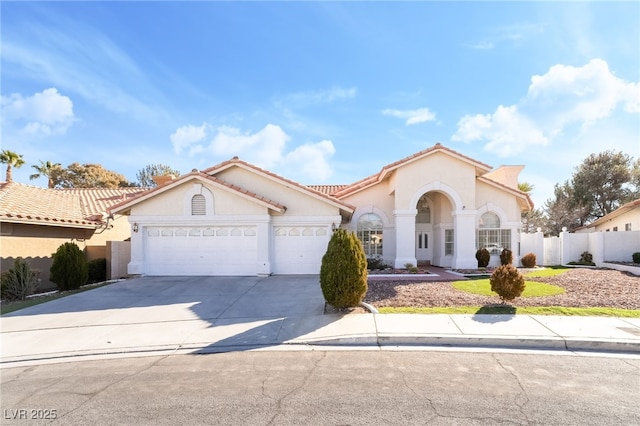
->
[333,143,493,198]
[203,157,355,213]
[108,172,286,215]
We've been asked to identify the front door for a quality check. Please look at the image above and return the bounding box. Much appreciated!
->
[416,230,432,265]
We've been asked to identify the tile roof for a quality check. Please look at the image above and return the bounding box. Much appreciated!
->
[203,157,355,212]
[306,185,349,196]
[108,171,287,214]
[0,182,146,228]
[332,143,493,198]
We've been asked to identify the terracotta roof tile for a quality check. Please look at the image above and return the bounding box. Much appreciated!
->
[306,185,349,196]
[333,143,493,198]
[0,182,148,228]
[203,157,355,212]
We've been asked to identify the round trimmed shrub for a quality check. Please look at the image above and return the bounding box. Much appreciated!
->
[490,264,526,302]
[320,228,368,309]
[500,248,513,265]
[88,258,107,283]
[475,248,490,268]
[50,242,88,291]
[521,252,537,268]
[632,252,640,264]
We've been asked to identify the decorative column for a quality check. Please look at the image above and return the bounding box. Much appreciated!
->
[394,209,417,268]
[451,209,477,269]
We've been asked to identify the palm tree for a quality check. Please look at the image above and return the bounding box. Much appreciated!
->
[518,182,535,193]
[0,150,25,183]
[30,160,62,188]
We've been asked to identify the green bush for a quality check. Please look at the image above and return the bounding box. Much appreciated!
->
[50,242,88,291]
[632,252,640,264]
[580,251,593,264]
[88,258,107,283]
[320,228,368,309]
[500,249,513,265]
[367,256,390,270]
[475,248,490,268]
[490,264,526,302]
[1,258,40,301]
[521,252,537,268]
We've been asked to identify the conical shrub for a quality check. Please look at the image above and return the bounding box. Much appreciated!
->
[320,228,368,309]
[475,248,490,268]
[50,242,88,291]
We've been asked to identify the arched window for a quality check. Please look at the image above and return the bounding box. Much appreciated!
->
[477,212,510,253]
[357,213,383,256]
[191,194,206,215]
[416,194,431,223]
[479,212,500,229]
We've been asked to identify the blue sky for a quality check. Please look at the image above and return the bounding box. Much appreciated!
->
[2,1,638,209]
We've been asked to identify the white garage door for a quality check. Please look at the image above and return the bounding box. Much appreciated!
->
[145,226,257,276]
[272,226,330,274]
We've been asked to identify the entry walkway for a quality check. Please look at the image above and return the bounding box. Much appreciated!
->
[1,275,639,367]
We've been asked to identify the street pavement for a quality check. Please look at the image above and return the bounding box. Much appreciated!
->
[1,274,639,367]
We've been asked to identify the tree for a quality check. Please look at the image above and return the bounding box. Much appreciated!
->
[0,150,25,183]
[544,182,589,235]
[49,163,134,188]
[29,160,62,188]
[518,182,535,193]
[135,164,181,187]
[521,209,547,234]
[319,228,368,309]
[571,151,634,221]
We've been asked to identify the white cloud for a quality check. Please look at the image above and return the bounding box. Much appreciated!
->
[280,86,357,108]
[283,140,336,181]
[451,59,639,156]
[170,123,208,155]
[382,107,437,125]
[169,123,336,181]
[1,88,75,136]
[209,124,289,168]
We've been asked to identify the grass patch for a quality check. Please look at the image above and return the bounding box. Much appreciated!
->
[453,279,565,297]
[1,281,114,316]
[523,266,570,278]
[378,306,640,317]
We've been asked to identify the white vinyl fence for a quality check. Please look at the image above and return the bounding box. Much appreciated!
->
[520,230,640,266]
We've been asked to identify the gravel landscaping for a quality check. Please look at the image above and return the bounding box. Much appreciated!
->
[365,268,640,310]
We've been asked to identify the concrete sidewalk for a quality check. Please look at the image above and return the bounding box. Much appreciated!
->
[1,275,639,367]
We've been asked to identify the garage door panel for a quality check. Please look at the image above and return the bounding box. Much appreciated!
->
[145,226,257,276]
[273,226,329,274]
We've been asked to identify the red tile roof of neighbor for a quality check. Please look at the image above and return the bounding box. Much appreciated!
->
[306,185,349,196]
[0,182,147,228]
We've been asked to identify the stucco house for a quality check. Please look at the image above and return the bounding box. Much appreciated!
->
[574,198,640,233]
[110,143,533,276]
[0,182,144,289]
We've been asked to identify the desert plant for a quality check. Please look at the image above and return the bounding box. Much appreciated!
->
[87,258,107,283]
[500,248,513,265]
[632,252,640,264]
[475,248,490,268]
[404,262,419,273]
[521,252,537,268]
[50,242,88,291]
[320,228,368,309]
[1,258,40,301]
[490,264,526,302]
[580,251,593,264]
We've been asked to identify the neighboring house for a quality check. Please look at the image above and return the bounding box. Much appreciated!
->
[0,182,144,289]
[110,143,533,276]
[574,199,640,233]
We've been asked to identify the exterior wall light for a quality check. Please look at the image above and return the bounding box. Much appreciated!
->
[133,223,139,233]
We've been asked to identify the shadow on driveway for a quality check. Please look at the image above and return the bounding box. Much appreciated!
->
[1,275,351,363]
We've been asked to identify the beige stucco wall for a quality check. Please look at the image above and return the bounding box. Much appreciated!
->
[341,179,395,224]
[593,208,640,232]
[130,180,267,217]
[216,167,340,216]
[1,222,94,290]
[475,181,522,223]
[394,152,477,210]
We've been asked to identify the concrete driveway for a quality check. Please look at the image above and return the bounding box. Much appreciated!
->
[2,275,368,365]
